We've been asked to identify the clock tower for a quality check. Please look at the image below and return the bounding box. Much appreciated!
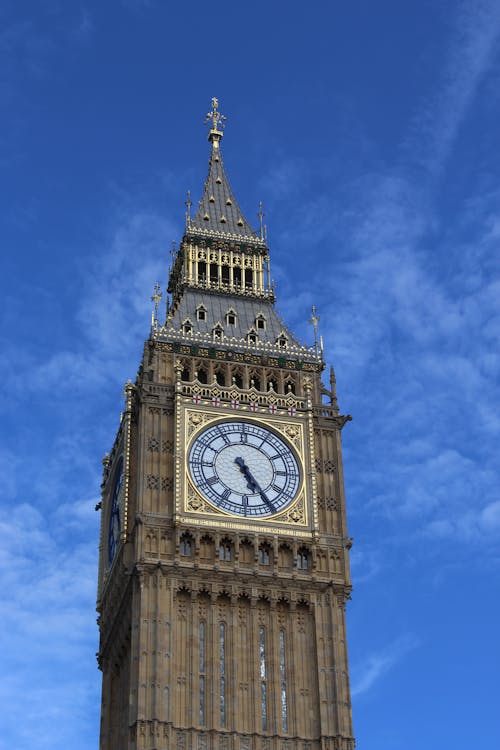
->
[97,99,355,750]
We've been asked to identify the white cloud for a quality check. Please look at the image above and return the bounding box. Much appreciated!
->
[351,634,420,697]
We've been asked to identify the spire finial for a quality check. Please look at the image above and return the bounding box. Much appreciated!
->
[258,201,265,240]
[205,97,226,144]
[151,282,162,328]
[185,190,192,228]
[309,305,321,353]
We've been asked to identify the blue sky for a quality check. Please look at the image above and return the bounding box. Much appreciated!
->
[1,1,499,748]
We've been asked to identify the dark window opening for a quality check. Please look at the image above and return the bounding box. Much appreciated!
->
[297,550,309,570]
[180,535,192,556]
[210,263,218,284]
[197,368,208,384]
[250,376,261,391]
[215,370,226,386]
[227,313,236,325]
[197,307,206,321]
[222,266,230,285]
[245,269,253,288]
[181,367,190,382]
[257,317,265,330]
[233,373,243,388]
[198,261,207,283]
[219,542,231,561]
[233,267,242,287]
[259,546,270,565]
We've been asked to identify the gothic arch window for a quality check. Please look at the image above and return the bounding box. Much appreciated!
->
[245,268,253,288]
[277,333,289,349]
[220,622,227,727]
[198,261,207,283]
[233,266,242,287]
[182,318,193,335]
[196,366,208,384]
[267,377,277,392]
[219,538,232,561]
[225,308,237,326]
[213,324,224,341]
[255,314,266,331]
[297,547,310,570]
[247,328,257,345]
[196,305,207,321]
[221,265,230,285]
[279,629,288,732]
[214,365,226,386]
[199,621,206,725]
[231,368,244,389]
[180,360,191,382]
[249,372,261,391]
[285,376,296,394]
[210,262,218,284]
[180,533,193,557]
[258,544,271,566]
[260,626,268,730]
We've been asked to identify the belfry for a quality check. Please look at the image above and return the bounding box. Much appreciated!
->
[97,98,355,750]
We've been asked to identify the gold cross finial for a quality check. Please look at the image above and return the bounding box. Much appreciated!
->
[205,97,226,132]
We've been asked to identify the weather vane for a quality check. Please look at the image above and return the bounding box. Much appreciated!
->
[205,97,227,132]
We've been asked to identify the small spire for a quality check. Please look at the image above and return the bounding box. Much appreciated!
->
[258,201,265,240]
[151,282,162,327]
[185,190,192,228]
[309,305,320,353]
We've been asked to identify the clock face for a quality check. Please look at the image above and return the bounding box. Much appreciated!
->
[108,457,123,565]
[188,420,301,517]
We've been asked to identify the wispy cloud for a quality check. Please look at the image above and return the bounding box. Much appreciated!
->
[351,634,420,697]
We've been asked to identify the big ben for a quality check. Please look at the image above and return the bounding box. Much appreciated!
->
[96,99,355,750]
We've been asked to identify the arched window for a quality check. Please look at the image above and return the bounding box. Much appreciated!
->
[226,308,237,326]
[258,545,271,565]
[196,305,207,321]
[180,534,193,557]
[182,319,193,335]
[247,328,257,344]
[278,335,288,349]
[219,539,231,561]
[197,367,208,384]
[199,622,206,725]
[256,314,266,330]
[297,548,309,570]
[213,325,224,341]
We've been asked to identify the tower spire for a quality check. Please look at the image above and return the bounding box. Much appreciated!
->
[189,97,260,241]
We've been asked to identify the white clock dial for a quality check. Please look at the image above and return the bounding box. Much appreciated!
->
[188,420,301,517]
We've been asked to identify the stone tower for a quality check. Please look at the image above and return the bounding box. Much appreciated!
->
[97,98,355,750]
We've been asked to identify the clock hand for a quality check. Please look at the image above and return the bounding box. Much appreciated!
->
[235,457,258,492]
[234,457,277,514]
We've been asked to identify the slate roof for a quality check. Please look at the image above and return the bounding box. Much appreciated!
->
[189,137,259,241]
[166,289,297,346]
